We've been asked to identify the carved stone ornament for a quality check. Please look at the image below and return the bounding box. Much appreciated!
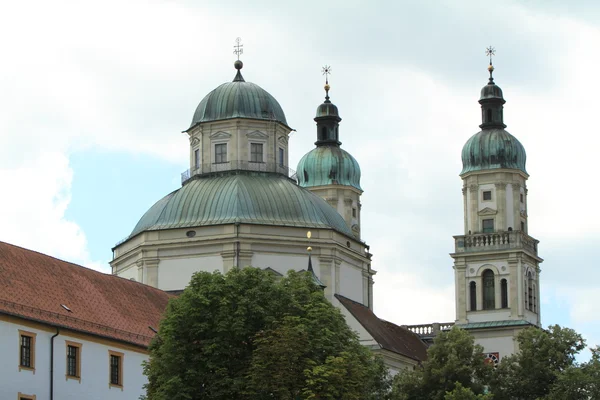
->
[277,135,289,144]
[344,198,353,205]
[462,186,467,195]
[209,131,232,139]
[469,184,479,192]
[478,207,498,216]
[495,182,508,189]
[511,183,520,190]
[190,137,200,146]
[247,130,269,139]
[469,268,475,274]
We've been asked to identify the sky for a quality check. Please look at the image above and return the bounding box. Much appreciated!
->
[1,0,599,354]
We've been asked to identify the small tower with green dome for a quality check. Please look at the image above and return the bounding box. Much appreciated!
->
[297,67,363,239]
[450,49,543,362]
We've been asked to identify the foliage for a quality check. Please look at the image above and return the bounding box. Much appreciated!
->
[390,326,493,400]
[444,383,493,400]
[391,324,597,400]
[142,267,390,400]
[490,324,586,400]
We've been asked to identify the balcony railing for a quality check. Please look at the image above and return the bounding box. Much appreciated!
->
[454,230,539,256]
[181,161,298,185]
[405,322,455,337]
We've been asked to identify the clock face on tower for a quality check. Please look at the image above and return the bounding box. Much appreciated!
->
[484,352,500,367]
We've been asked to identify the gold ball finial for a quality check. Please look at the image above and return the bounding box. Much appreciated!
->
[307,246,312,252]
[307,231,312,239]
[324,83,330,91]
[487,64,494,72]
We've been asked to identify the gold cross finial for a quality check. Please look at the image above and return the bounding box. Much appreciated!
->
[322,65,332,101]
[233,37,243,60]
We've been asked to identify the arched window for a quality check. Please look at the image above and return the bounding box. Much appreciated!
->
[482,269,495,310]
[501,279,508,308]
[487,109,493,122]
[527,272,533,311]
[469,281,477,311]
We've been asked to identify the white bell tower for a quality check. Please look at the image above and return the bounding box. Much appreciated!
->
[450,51,543,360]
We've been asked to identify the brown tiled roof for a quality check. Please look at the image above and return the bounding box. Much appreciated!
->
[0,241,171,348]
[335,294,428,362]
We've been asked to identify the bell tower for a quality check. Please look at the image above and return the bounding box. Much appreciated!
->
[450,50,543,359]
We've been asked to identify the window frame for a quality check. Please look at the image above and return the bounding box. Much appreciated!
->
[482,218,494,233]
[18,393,36,400]
[469,281,477,311]
[501,279,508,308]
[194,148,200,170]
[18,330,36,372]
[65,340,82,382]
[250,142,264,163]
[278,147,284,167]
[213,142,227,164]
[482,190,492,201]
[108,350,124,389]
[482,269,496,310]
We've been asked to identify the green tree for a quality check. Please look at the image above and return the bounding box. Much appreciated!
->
[546,346,600,400]
[142,267,389,400]
[444,383,493,400]
[490,325,586,400]
[390,326,493,400]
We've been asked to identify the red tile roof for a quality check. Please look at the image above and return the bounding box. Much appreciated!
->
[0,241,171,348]
[335,294,428,362]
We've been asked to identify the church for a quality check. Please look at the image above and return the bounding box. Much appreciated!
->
[0,47,542,398]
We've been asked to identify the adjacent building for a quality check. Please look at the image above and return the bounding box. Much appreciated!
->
[0,241,170,400]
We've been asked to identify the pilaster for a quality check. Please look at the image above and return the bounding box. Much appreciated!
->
[495,182,507,230]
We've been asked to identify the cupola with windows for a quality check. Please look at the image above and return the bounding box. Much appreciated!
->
[297,68,363,238]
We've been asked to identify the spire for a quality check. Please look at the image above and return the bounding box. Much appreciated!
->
[479,46,506,129]
[307,231,326,289]
[314,65,341,146]
[233,37,245,82]
[322,65,332,103]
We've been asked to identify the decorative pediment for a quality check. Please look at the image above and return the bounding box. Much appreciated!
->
[190,137,200,146]
[209,131,231,139]
[278,135,289,144]
[520,210,528,217]
[247,130,269,139]
[478,207,498,216]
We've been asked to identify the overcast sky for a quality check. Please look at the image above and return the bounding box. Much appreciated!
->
[1,0,599,353]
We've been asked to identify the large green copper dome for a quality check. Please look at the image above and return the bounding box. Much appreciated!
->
[297,146,362,191]
[129,173,354,239]
[461,128,527,175]
[189,64,288,128]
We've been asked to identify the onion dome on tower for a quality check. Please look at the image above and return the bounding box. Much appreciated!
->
[460,58,527,176]
[297,69,362,191]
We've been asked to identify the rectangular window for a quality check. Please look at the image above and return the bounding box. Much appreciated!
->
[194,149,200,169]
[18,393,36,400]
[278,147,284,167]
[19,330,36,371]
[520,193,524,203]
[214,143,227,164]
[352,208,357,218]
[521,221,525,231]
[250,143,263,162]
[482,190,492,201]
[109,350,124,388]
[482,219,494,233]
[66,341,82,379]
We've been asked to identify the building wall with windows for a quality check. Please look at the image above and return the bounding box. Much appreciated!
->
[0,315,149,400]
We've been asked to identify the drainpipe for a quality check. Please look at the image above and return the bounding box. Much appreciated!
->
[50,328,60,400]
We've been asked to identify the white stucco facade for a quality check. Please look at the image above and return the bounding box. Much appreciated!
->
[1,316,149,400]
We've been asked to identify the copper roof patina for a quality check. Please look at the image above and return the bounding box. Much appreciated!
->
[129,173,354,239]
[189,66,288,128]
[297,146,362,191]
